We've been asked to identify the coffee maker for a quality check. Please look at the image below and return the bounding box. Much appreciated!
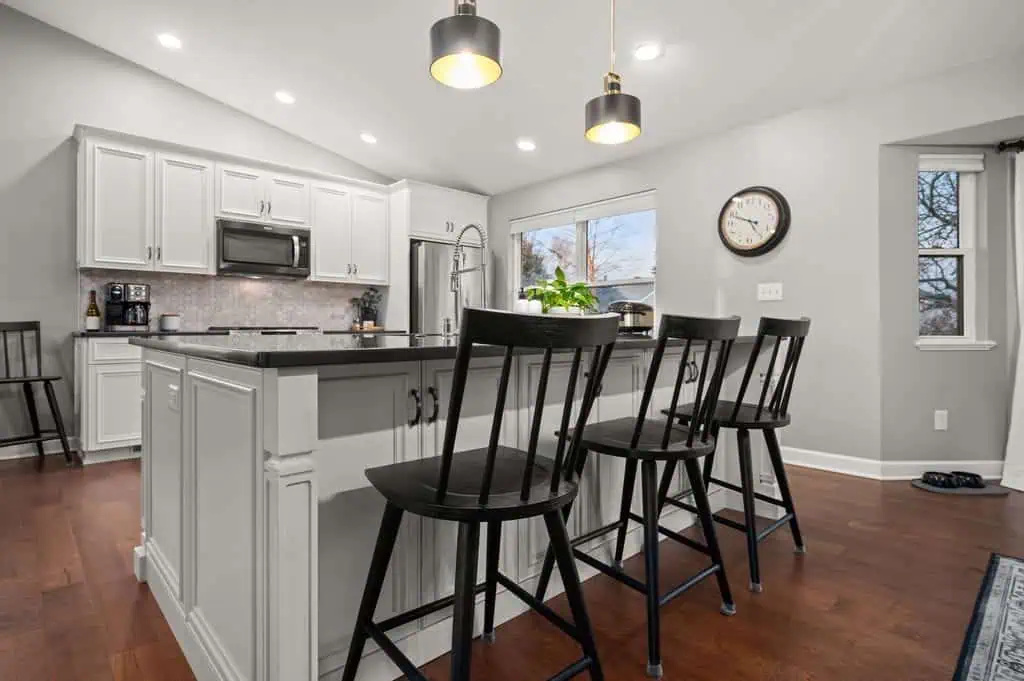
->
[105,283,151,331]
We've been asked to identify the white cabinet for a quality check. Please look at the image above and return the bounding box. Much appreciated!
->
[216,164,310,227]
[79,140,154,269]
[86,363,143,451]
[398,180,488,246]
[156,154,214,274]
[311,183,389,285]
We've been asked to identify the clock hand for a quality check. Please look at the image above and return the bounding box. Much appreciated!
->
[734,214,764,238]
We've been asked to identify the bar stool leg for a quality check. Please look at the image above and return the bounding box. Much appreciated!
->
[612,458,638,568]
[684,458,735,615]
[640,460,662,678]
[482,521,501,642]
[451,521,481,681]
[341,503,404,681]
[736,428,762,592]
[764,429,805,553]
[544,511,605,681]
[701,424,720,489]
[22,383,45,465]
[535,447,591,600]
[42,381,73,466]
[655,460,677,516]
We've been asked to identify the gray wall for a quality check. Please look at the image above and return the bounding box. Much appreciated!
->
[0,6,390,446]
[490,49,1024,463]
[879,147,1012,462]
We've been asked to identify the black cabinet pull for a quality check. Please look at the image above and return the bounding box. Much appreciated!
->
[427,386,440,424]
[409,389,422,427]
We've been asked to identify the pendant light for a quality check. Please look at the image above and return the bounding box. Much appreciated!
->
[585,0,641,144]
[430,0,502,89]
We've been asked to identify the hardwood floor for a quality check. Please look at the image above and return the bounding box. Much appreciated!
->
[1,456,1020,680]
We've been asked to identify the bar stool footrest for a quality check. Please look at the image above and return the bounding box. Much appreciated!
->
[756,513,795,542]
[706,476,787,508]
[548,657,596,681]
[497,573,583,643]
[364,621,430,681]
[376,582,488,632]
[657,563,721,607]
[626,512,712,557]
[571,547,647,594]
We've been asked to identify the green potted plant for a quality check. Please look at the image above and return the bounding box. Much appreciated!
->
[525,267,598,315]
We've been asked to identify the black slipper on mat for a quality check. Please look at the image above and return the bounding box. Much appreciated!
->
[950,471,985,489]
[922,471,959,488]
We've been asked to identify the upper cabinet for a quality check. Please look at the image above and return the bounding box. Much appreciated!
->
[401,181,488,246]
[156,154,214,274]
[216,164,311,227]
[311,182,389,285]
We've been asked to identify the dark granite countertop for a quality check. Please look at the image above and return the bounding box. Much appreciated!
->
[74,329,404,338]
[131,333,755,369]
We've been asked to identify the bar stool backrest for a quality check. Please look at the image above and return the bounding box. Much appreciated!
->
[436,308,620,505]
[633,315,742,449]
[0,322,43,379]
[731,317,811,423]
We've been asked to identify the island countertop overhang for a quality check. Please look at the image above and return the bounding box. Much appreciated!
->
[130,332,757,368]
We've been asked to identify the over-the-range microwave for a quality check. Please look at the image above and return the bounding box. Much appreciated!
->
[217,220,310,278]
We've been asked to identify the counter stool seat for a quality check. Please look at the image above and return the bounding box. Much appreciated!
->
[576,417,716,461]
[366,447,576,522]
[665,400,791,429]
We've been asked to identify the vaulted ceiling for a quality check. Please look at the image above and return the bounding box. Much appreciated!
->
[7,0,1024,194]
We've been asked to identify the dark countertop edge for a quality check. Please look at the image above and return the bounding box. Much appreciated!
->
[130,335,757,369]
[73,329,404,338]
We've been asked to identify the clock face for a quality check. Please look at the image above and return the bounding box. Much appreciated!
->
[718,186,791,257]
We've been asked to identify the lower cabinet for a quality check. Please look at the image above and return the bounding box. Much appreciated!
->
[76,338,144,458]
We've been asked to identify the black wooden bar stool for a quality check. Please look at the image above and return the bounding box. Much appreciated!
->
[661,317,810,593]
[535,315,741,679]
[0,322,74,469]
[342,308,619,681]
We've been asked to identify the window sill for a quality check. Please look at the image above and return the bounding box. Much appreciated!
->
[915,338,997,352]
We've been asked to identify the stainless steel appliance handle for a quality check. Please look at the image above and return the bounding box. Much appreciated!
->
[292,235,300,268]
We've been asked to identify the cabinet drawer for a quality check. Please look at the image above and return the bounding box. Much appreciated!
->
[88,338,143,364]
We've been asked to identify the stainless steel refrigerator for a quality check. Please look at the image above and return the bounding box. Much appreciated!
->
[410,239,486,335]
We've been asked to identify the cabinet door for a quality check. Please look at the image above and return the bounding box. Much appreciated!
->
[266,174,311,227]
[420,357,516,621]
[156,154,214,274]
[448,192,488,247]
[216,164,265,220]
[87,363,143,451]
[316,363,421,663]
[310,183,353,282]
[86,141,154,269]
[408,183,456,242]
[351,191,389,284]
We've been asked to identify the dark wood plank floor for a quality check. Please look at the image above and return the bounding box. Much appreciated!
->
[1,457,1020,680]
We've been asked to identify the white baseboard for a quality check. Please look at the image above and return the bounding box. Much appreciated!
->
[0,436,80,461]
[783,446,1005,481]
[81,445,141,465]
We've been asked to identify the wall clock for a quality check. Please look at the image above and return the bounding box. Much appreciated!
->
[718,186,791,257]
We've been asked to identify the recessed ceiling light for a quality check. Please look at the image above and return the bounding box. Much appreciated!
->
[157,33,182,50]
[516,138,537,152]
[360,132,378,145]
[274,91,296,105]
[634,42,663,61]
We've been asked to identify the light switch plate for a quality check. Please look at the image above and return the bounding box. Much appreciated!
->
[168,384,180,412]
[934,409,948,431]
[757,282,784,301]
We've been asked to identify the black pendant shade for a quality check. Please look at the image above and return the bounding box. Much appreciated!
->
[585,74,642,144]
[430,2,502,89]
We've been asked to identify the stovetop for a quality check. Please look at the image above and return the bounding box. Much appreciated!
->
[208,326,321,335]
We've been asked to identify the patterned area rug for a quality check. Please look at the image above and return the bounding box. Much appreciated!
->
[955,554,1024,680]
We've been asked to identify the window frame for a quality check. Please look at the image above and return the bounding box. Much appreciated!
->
[915,154,995,351]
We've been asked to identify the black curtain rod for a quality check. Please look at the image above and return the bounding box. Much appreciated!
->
[997,138,1024,154]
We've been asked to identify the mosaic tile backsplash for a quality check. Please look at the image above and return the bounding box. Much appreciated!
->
[79,270,378,330]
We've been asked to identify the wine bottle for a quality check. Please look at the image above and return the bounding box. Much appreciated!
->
[86,290,101,331]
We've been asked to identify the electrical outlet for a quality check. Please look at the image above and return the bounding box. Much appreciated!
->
[757,282,783,301]
[168,384,180,412]
[934,409,948,431]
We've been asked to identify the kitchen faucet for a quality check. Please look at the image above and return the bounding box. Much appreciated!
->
[448,223,488,335]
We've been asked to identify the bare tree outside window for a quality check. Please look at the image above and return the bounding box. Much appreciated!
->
[918,170,963,336]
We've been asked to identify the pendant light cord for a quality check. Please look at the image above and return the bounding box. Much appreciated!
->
[609,0,616,73]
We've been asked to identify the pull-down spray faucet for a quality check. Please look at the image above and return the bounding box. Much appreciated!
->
[448,223,488,335]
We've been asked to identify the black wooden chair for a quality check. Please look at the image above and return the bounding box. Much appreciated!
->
[535,315,741,679]
[661,317,810,593]
[0,322,74,468]
[342,308,620,681]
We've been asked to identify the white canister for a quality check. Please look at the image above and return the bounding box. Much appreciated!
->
[159,314,182,332]
[513,298,531,314]
[527,299,543,314]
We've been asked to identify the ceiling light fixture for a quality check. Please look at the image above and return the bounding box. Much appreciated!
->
[585,0,642,145]
[516,138,537,152]
[157,33,182,50]
[634,42,663,61]
[360,132,378,145]
[430,0,502,89]
[274,91,296,105]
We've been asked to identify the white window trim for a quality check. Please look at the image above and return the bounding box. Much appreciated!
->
[916,157,994,350]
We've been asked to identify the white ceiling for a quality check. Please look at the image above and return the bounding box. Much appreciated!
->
[8,0,1024,195]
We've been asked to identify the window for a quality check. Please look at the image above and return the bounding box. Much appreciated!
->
[511,193,656,311]
[916,154,993,350]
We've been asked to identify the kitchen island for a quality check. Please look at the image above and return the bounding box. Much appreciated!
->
[131,332,775,681]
